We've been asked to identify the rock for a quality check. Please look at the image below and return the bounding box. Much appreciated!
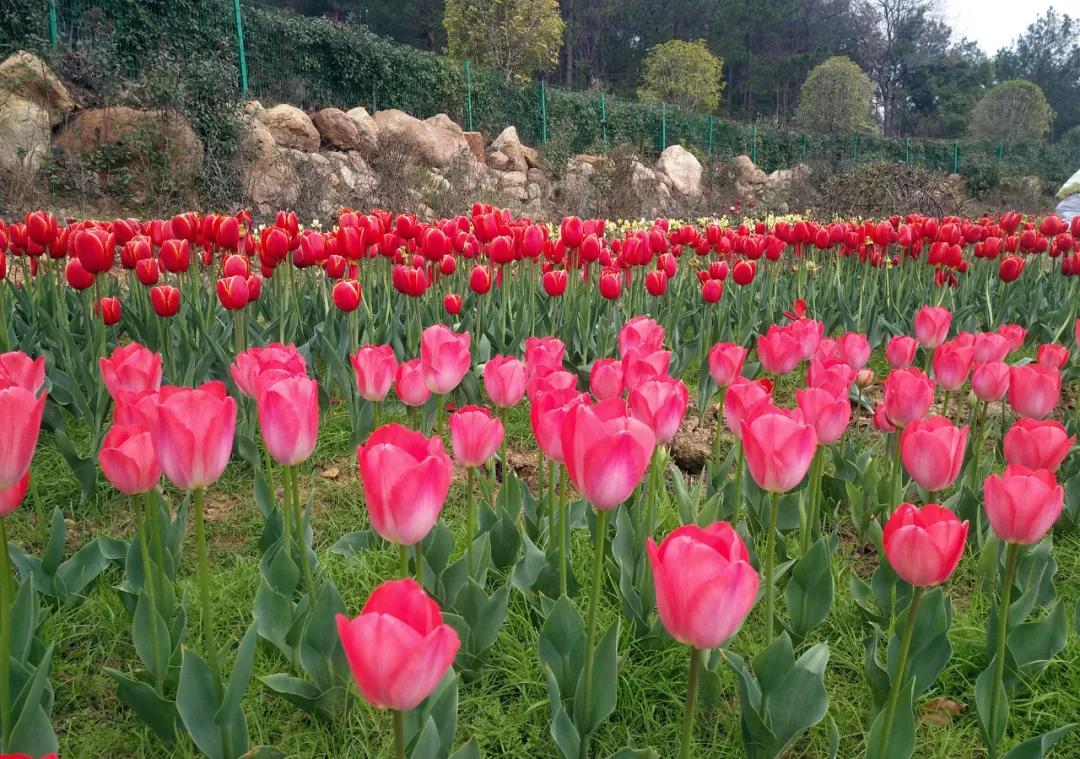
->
[502,184,528,201]
[320,467,340,479]
[373,109,473,168]
[242,100,264,118]
[490,126,529,173]
[235,119,290,208]
[463,131,485,164]
[527,167,548,186]
[311,108,359,150]
[487,150,512,172]
[521,144,545,171]
[575,153,604,167]
[424,113,463,135]
[656,144,702,195]
[500,170,527,188]
[766,163,810,194]
[0,50,75,126]
[256,104,320,152]
[0,94,51,176]
[345,107,380,156]
[731,154,768,196]
[55,106,203,183]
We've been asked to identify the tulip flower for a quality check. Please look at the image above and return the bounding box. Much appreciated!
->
[542,269,567,297]
[332,279,362,312]
[984,465,1064,546]
[256,372,318,467]
[900,415,967,495]
[420,325,471,398]
[449,406,504,468]
[618,316,664,357]
[886,335,917,368]
[914,305,951,348]
[524,336,565,378]
[648,523,758,759]
[882,368,935,428]
[931,341,974,392]
[0,471,29,517]
[971,361,1010,402]
[838,332,871,369]
[1007,364,1060,419]
[589,358,624,401]
[98,425,161,495]
[997,323,1026,352]
[708,343,748,387]
[337,578,460,757]
[757,325,803,375]
[621,347,671,387]
[230,343,307,399]
[351,344,397,411]
[216,274,249,310]
[483,355,527,408]
[972,332,1011,364]
[150,284,180,318]
[0,385,47,491]
[1003,419,1075,472]
[528,368,577,400]
[0,351,46,393]
[95,296,122,326]
[1036,343,1069,370]
[99,342,162,400]
[394,359,431,409]
[629,376,689,445]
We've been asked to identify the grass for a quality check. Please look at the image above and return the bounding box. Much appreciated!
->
[5,354,1080,759]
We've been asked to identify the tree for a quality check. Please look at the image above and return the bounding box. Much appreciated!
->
[969,79,1054,142]
[443,0,565,83]
[794,56,878,135]
[636,39,724,112]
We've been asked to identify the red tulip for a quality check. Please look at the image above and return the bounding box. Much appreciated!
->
[0,351,46,393]
[74,228,115,274]
[1008,365,1060,419]
[528,368,577,400]
[1036,343,1069,370]
[629,375,689,445]
[357,424,452,545]
[351,344,397,402]
[230,344,307,398]
[99,342,162,400]
[732,259,756,285]
[807,357,856,397]
[589,358,624,401]
[971,361,1010,401]
[882,503,967,586]
[449,405,504,467]
[420,325,471,395]
[394,359,431,407]
[543,269,568,297]
[65,257,94,290]
[469,264,493,294]
[900,415,968,492]
[708,343,748,387]
[159,239,191,273]
[256,372,319,466]
[882,368,935,427]
[647,523,758,649]
[647,270,669,297]
[1003,419,1075,472]
[151,381,236,490]
[483,355,527,408]
[443,293,462,315]
[216,275,249,310]
[135,257,160,286]
[336,578,460,711]
[524,336,565,378]
[618,316,665,357]
[931,341,974,391]
[0,472,30,517]
[0,385,46,490]
[998,256,1025,282]
[561,399,655,510]
[599,270,622,299]
[741,408,817,492]
[873,403,896,432]
[757,325,803,375]
[99,425,161,495]
[332,280,362,312]
[789,319,824,360]
[838,332,871,370]
[984,465,1064,545]
[150,284,180,317]
[914,305,951,348]
[795,387,851,445]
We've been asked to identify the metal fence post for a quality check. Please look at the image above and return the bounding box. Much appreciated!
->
[232,0,249,95]
[464,60,474,131]
[952,140,959,173]
[706,116,714,155]
[750,122,757,164]
[996,142,1004,161]
[852,133,860,161]
[539,80,547,144]
[904,136,910,163]
[598,92,607,145]
[800,132,807,161]
[661,103,667,150]
[48,0,58,47]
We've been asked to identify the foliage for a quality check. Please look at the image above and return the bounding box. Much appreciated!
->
[794,56,879,136]
[443,0,565,83]
[636,39,724,113]
[969,80,1055,143]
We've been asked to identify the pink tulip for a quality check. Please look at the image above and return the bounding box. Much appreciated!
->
[885,335,917,369]
[621,348,671,387]
[336,578,460,711]
[757,325,803,375]
[420,325,471,395]
[931,341,974,391]
[99,425,161,495]
[230,343,307,398]
[0,472,30,517]
[997,323,1026,352]
[795,387,851,445]
[618,316,665,357]
[0,351,46,393]
[882,503,967,586]
[807,357,856,397]
[99,342,162,399]
[561,399,655,510]
[357,424,452,545]
[883,368,935,427]
[530,388,589,462]
[900,415,968,492]
[971,361,1010,402]
[647,523,758,649]
[724,378,772,439]
[814,337,840,360]
[151,381,236,490]
[838,332,871,370]
[524,336,565,378]
[740,409,817,492]
[1008,365,1060,419]
[484,355,527,408]
[789,318,824,360]
[708,342,748,387]
[873,403,897,432]
[1036,343,1069,370]
[0,385,47,490]
[589,358,624,400]
[256,372,319,466]
[1003,419,1075,472]
[394,359,431,407]
[914,305,951,348]
[971,332,1011,364]
[449,405,505,467]
[984,465,1064,545]
[113,389,159,429]
[527,368,577,400]
[351,344,397,402]
[629,376,689,445]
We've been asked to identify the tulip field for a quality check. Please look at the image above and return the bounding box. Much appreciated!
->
[0,208,1079,759]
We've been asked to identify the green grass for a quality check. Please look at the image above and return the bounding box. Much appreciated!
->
[5,360,1080,759]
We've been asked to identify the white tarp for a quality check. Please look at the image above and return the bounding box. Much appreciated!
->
[1057,166,1080,199]
[1056,193,1080,222]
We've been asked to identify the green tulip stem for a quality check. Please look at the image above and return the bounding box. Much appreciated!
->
[732,443,745,526]
[713,388,727,466]
[466,466,477,576]
[289,465,315,599]
[988,542,1021,759]
[875,586,924,759]
[0,517,13,750]
[193,487,223,695]
[393,709,406,759]
[581,508,610,758]
[764,490,780,643]
[399,543,411,579]
[679,647,703,759]
[415,541,425,587]
[559,464,569,597]
[134,495,165,694]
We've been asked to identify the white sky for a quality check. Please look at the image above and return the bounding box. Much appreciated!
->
[940,0,1060,54]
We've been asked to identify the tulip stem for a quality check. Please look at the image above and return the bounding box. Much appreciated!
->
[679,647,703,759]
[890,432,903,510]
[732,444,744,526]
[0,517,13,750]
[415,541,425,587]
[875,586,924,759]
[764,490,780,643]
[289,466,316,600]
[466,466,477,576]
[988,542,1021,758]
[393,709,406,759]
[581,508,609,758]
[399,544,410,579]
[559,464,569,597]
[134,495,165,694]
[193,488,223,695]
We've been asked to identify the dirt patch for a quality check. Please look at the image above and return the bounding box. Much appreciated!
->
[671,407,717,474]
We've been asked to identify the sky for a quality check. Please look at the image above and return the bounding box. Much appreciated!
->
[940,0,1057,54]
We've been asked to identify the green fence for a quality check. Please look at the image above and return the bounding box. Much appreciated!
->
[3,0,1078,188]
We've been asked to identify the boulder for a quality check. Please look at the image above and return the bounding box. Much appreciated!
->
[424,113,463,135]
[499,170,528,188]
[656,144,702,195]
[0,94,51,176]
[521,144,545,171]
[242,100,265,118]
[765,163,810,194]
[55,106,203,183]
[373,109,473,168]
[311,108,360,150]
[0,51,75,126]
[487,150,512,172]
[575,153,605,168]
[463,131,485,164]
[256,104,320,152]
[345,107,380,156]
[490,126,528,173]
[731,154,768,196]
[236,119,287,206]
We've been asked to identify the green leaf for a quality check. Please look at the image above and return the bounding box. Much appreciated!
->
[42,507,67,576]
[574,620,620,736]
[1005,602,1067,691]
[106,668,179,744]
[9,575,39,663]
[449,739,482,759]
[975,663,1009,750]
[864,676,915,759]
[133,591,171,682]
[7,645,58,758]
[544,668,582,759]
[298,580,348,692]
[260,673,345,718]
[177,648,226,759]
[537,595,586,701]
[330,529,378,558]
[454,580,510,654]
[887,588,952,698]
[606,750,660,759]
[785,537,834,637]
[55,537,110,603]
[216,623,259,738]
[1001,724,1076,759]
